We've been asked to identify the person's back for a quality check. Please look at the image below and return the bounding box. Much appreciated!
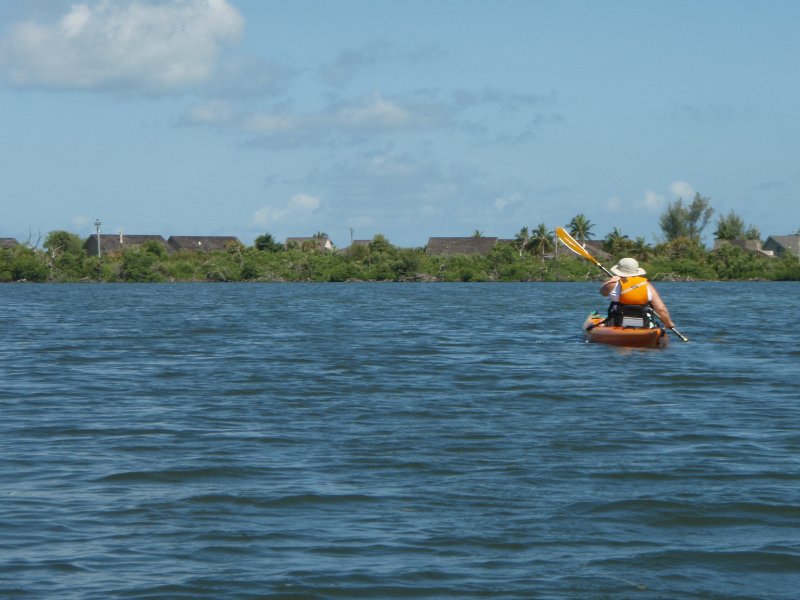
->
[599,258,674,329]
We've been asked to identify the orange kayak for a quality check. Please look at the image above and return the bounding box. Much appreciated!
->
[582,313,668,348]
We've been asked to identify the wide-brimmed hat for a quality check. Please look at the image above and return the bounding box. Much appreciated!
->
[610,257,646,277]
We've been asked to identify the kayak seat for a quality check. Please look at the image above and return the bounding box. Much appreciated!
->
[608,303,656,328]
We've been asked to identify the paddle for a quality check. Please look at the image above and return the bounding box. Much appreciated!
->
[555,227,689,342]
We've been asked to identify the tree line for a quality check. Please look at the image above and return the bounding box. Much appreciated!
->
[2,193,798,282]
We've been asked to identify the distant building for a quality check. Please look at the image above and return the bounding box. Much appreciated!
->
[425,237,498,255]
[285,237,335,251]
[713,239,774,257]
[763,235,800,257]
[0,238,19,249]
[562,240,612,261]
[83,234,168,257]
[581,240,609,256]
[533,237,614,261]
[167,236,241,252]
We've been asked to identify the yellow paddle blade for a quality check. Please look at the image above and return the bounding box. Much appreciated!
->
[555,227,614,277]
[555,227,596,262]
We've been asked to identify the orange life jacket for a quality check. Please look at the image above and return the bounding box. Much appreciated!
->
[617,276,650,305]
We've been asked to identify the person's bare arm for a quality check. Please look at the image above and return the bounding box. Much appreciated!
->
[599,276,620,297]
[649,285,675,328]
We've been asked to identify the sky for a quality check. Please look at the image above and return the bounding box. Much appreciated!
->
[1,0,798,248]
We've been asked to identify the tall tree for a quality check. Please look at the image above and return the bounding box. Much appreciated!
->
[602,227,628,253]
[744,226,761,241]
[631,236,652,261]
[568,213,594,242]
[714,210,746,240]
[604,227,639,256]
[513,226,532,257]
[659,193,714,243]
[714,210,761,241]
[44,230,83,259]
[254,233,282,252]
[530,223,554,255]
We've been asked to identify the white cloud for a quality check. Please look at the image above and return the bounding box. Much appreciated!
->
[71,215,91,230]
[319,42,390,87]
[605,197,623,212]
[336,93,413,128]
[288,193,321,211]
[669,180,695,199]
[251,193,321,227]
[0,0,243,92]
[639,190,664,212]
[182,100,235,126]
[182,93,425,142]
[494,192,521,211]
[251,206,285,227]
[178,85,556,151]
[242,113,298,134]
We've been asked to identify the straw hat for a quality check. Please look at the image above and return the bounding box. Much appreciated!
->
[610,257,646,277]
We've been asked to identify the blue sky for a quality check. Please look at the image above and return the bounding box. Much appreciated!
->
[1,0,798,248]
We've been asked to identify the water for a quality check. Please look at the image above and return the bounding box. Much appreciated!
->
[1,282,799,599]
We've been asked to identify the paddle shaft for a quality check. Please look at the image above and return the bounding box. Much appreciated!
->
[670,327,689,342]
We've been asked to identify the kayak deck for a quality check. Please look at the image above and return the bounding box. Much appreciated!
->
[583,314,668,348]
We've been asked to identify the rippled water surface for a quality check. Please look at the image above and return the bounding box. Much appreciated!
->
[2,282,799,599]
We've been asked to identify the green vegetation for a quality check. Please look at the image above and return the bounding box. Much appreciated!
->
[1,230,797,283]
[1,197,798,282]
[659,193,714,243]
[714,210,761,241]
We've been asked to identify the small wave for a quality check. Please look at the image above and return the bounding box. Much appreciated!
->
[595,548,800,574]
[95,467,263,484]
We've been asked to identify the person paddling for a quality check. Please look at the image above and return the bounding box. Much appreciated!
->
[599,257,675,329]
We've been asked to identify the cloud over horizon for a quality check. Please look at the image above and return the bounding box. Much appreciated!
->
[251,193,322,228]
[0,0,243,93]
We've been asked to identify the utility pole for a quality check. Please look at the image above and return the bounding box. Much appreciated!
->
[94,219,102,258]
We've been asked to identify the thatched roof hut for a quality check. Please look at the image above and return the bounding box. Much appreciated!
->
[167,236,241,252]
[83,234,167,257]
[713,239,774,257]
[425,237,498,256]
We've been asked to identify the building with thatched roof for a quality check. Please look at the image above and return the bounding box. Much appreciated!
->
[0,238,18,249]
[763,235,800,257]
[167,236,241,252]
[713,239,774,257]
[285,237,334,251]
[425,237,498,255]
[580,240,614,261]
[83,234,167,257]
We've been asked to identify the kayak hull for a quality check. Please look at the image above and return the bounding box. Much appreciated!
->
[583,315,668,348]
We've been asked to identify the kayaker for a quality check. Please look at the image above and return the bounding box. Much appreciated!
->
[599,257,675,329]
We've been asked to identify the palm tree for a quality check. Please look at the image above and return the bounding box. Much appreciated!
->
[631,236,652,261]
[530,223,554,255]
[603,227,628,254]
[513,226,532,257]
[568,213,594,242]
